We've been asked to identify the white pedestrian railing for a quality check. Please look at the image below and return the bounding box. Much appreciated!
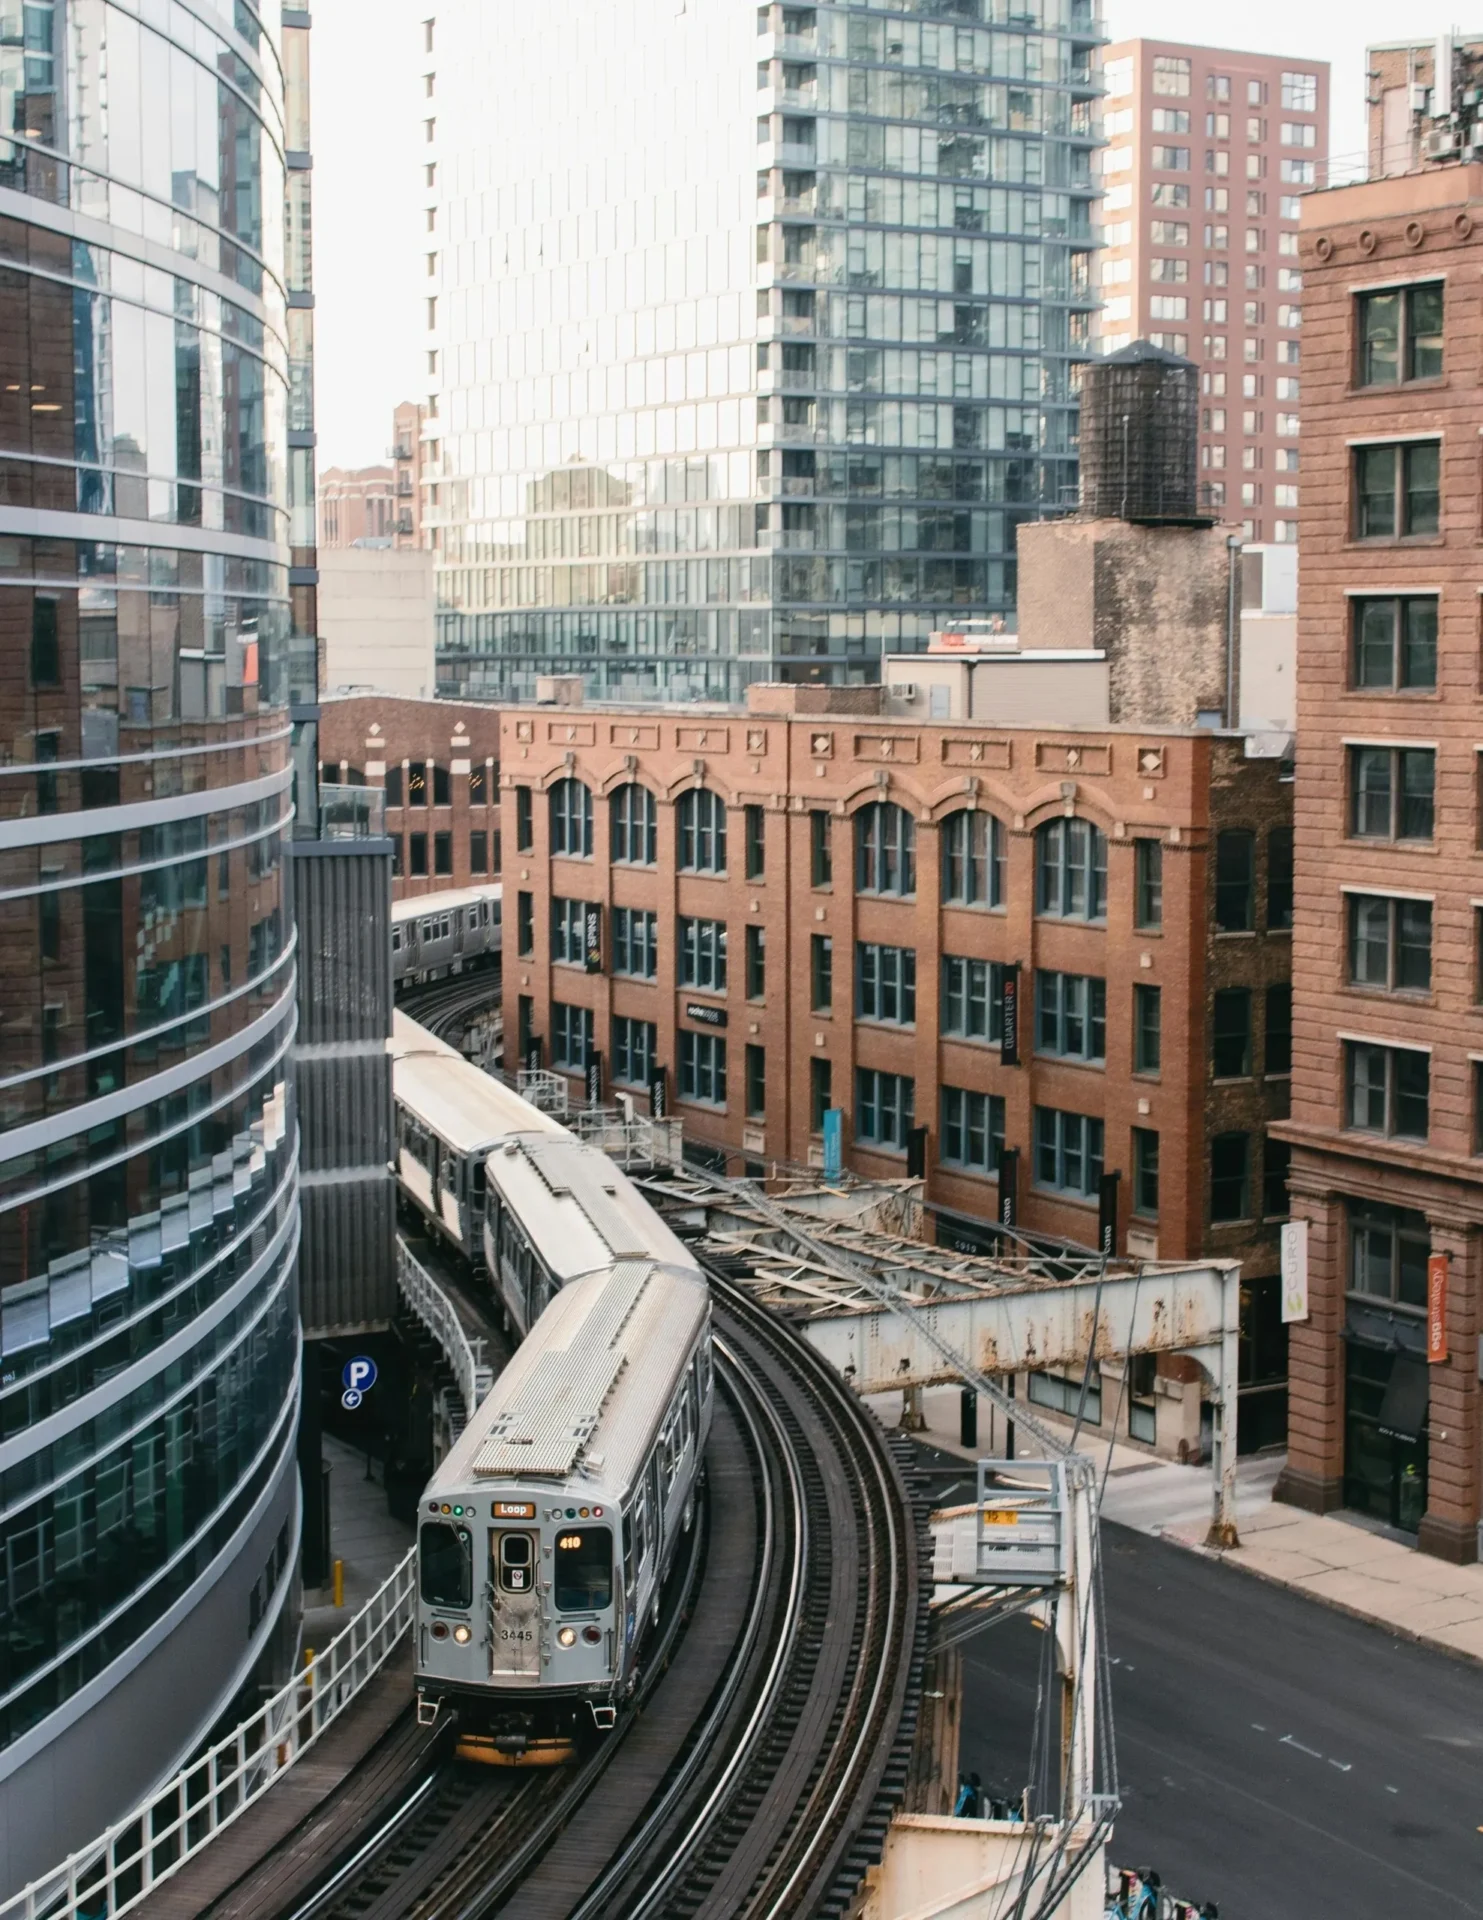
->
[571,1108,683,1169]
[0,1549,417,1920]
[396,1236,494,1416]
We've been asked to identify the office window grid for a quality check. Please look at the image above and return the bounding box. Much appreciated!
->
[679,1030,727,1106]
[940,1086,1005,1174]
[612,906,658,978]
[679,917,727,991]
[855,1068,914,1149]
[856,943,917,1026]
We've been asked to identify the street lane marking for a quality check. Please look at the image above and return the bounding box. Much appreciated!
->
[1251,1722,1267,1732]
[1282,1734,1324,1760]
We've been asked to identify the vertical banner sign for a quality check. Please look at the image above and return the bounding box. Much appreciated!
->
[1097,1170,1120,1258]
[1427,1252,1449,1364]
[1000,963,1020,1067]
[584,902,602,973]
[585,1051,603,1108]
[1279,1219,1309,1324]
[998,1147,1019,1228]
[822,1107,843,1182]
[649,1068,668,1119]
[526,1036,543,1074]
[906,1125,927,1179]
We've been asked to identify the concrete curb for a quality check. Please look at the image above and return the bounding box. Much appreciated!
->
[1152,1524,1483,1672]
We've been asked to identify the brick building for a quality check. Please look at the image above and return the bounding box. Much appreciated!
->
[1097,40,1329,544]
[318,464,396,548]
[1276,162,1483,1558]
[499,663,1294,1453]
[317,695,501,897]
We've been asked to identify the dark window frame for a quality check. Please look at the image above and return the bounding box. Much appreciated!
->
[1035,817,1107,922]
[855,801,916,897]
[940,808,1005,908]
[810,933,833,1011]
[1034,969,1107,1064]
[1214,829,1255,931]
[1212,986,1253,1078]
[939,1086,1005,1174]
[1355,282,1444,388]
[1134,838,1164,931]
[1353,439,1440,540]
[1350,595,1438,692]
[1209,1130,1251,1222]
[856,942,917,1026]
[1346,892,1432,994]
[1348,744,1434,842]
[1344,1039,1430,1140]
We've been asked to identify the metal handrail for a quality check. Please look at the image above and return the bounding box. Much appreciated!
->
[0,1548,417,1920]
[396,1237,494,1416]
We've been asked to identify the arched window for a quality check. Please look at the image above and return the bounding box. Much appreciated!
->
[941,809,1004,907]
[550,778,593,857]
[1035,817,1107,921]
[856,801,916,897]
[677,787,727,873]
[611,783,658,865]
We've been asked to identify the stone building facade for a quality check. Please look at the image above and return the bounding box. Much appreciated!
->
[501,680,1294,1453]
[1275,162,1483,1559]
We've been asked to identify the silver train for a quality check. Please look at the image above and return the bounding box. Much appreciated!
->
[391,883,502,988]
[392,1014,713,1759]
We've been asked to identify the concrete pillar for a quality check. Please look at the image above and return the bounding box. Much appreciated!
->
[901,1383,927,1431]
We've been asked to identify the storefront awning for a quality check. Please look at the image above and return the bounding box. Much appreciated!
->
[1377,1355,1430,1445]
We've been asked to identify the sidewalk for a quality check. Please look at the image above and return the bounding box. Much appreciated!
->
[879,1382,1483,1667]
[302,1432,416,1649]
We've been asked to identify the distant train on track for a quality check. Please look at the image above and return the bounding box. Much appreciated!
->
[392,884,501,989]
[392,1012,713,1761]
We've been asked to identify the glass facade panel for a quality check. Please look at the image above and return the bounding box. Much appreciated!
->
[0,0,303,1821]
[425,0,1102,700]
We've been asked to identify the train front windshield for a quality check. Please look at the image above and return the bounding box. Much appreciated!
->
[421,1522,472,1607]
[554,1526,612,1610]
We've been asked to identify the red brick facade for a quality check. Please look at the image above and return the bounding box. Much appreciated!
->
[317,695,501,898]
[500,688,1292,1442]
[1277,164,1483,1559]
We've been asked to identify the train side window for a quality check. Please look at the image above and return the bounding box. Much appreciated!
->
[421,1523,472,1607]
[555,1527,613,1610]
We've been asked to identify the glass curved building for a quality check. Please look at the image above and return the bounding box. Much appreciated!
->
[0,0,307,1889]
[425,0,1103,702]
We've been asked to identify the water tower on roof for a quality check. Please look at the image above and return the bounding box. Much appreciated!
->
[1078,340,1204,525]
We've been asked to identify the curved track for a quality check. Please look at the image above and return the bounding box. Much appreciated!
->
[246,1257,922,1920]
[397,970,502,1049]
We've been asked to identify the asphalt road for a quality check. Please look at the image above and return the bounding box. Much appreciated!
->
[950,1507,1483,1915]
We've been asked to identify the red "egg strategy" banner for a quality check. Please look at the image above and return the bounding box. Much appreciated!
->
[1427,1253,1449,1365]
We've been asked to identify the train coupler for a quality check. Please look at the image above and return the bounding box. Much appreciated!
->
[589,1703,617,1731]
[416,1693,441,1728]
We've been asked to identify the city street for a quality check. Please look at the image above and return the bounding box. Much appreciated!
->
[958,1517,1483,1916]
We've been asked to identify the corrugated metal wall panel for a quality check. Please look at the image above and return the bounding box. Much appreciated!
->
[292,844,396,1336]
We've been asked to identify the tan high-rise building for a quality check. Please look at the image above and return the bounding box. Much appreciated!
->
[1097,41,1329,545]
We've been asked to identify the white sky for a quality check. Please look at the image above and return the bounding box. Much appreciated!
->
[308,0,1425,471]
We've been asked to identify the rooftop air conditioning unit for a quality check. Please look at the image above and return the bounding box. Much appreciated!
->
[1425,126,1459,159]
[894,681,919,701]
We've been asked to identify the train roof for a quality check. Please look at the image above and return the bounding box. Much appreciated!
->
[488,1133,698,1282]
[391,883,502,925]
[390,1008,462,1063]
[430,1260,711,1492]
[395,1050,568,1154]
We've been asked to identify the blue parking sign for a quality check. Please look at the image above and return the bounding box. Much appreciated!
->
[342,1356,378,1395]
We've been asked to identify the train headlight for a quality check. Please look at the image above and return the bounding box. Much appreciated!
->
[453,1624,472,1645]
[557,1626,577,1649]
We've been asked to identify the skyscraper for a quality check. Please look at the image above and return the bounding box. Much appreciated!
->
[421,0,1102,703]
[1095,40,1329,544]
[0,0,308,1888]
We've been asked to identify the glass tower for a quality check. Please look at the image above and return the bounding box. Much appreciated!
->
[0,0,306,1889]
[424,0,1102,703]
